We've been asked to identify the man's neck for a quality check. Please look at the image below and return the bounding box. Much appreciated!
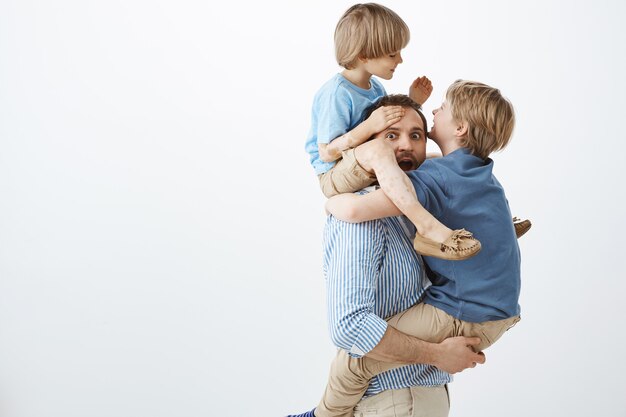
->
[341,68,372,89]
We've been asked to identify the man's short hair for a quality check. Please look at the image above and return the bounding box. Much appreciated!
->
[334,3,410,69]
[362,94,428,135]
[446,80,515,160]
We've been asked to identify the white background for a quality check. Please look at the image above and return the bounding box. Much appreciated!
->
[1,0,625,416]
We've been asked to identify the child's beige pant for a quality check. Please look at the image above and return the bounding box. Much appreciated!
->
[318,148,376,198]
[317,303,520,417]
[352,384,449,417]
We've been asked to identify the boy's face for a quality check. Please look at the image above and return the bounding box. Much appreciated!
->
[362,52,403,80]
[372,106,426,171]
[429,100,459,143]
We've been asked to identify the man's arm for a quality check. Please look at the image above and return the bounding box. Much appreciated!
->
[367,326,485,374]
[324,217,390,355]
[324,216,484,374]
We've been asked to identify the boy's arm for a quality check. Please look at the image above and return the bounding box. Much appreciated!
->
[326,166,446,223]
[318,106,406,163]
[409,76,433,106]
[318,122,373,162]
[326,189,401,222]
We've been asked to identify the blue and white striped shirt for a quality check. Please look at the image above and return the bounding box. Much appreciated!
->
[323,213,451,396]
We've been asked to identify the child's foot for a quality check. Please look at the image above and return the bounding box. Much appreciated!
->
[513,217,532,238]
[413,229,481,260]
[286,408,316,417]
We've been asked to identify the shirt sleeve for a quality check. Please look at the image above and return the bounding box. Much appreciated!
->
[315,86,353,145]
[407,161,446,219]
[323,216,389,358]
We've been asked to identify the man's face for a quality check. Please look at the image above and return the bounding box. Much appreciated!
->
[373,106,426,171]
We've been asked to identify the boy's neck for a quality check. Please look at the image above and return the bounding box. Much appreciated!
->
[435,138,463,157]
[341,68,372,89]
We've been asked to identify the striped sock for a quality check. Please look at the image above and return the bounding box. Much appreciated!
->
[286,408,316,417]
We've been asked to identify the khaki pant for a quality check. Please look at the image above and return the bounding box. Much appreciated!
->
[353,385,450,417]
[317,303,520,417]
[318,148,376,198]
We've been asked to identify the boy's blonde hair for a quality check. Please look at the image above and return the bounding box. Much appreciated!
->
[446,80,515,160]
[334,3,410,69]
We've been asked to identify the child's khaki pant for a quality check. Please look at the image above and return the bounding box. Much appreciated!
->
[318,148,376,198]
[352,384,449,417]
[317,303,520,417]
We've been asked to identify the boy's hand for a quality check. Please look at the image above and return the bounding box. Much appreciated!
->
[365,105,405,136]
[409,76,433,106]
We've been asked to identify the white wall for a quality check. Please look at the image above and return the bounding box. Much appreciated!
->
[1,1,625,416]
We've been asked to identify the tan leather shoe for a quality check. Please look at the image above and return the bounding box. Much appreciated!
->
[513,217,532,239]
[413,229,481,260]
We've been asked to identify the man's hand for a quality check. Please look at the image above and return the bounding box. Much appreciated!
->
[430,336,486,374]
[409,76,433,106]
[364,105,405,137]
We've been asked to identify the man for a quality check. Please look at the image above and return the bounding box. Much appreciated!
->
[289,95,484,417]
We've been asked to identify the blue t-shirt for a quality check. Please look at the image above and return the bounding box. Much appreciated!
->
[408,148,522,322]
[305,73,386,175]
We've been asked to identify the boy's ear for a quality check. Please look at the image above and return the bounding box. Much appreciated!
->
[455,121,468,138]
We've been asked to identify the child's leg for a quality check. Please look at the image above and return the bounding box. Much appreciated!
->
[318,149,376,198]
[457,315,521,352]
[353,385,449,417]
[513,217,532,239]
[354,139,449,241]
[390,306,519,354]
[315,303,452,417]
[353,139,480,260]
[315,349,386,417]
[315,305,520,417]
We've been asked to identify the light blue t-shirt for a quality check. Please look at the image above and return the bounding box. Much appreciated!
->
[408,148,522,323]
[305,73,386,175]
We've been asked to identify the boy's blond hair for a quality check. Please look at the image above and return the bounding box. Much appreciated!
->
[334,3,410,70]
[446,80,515,160]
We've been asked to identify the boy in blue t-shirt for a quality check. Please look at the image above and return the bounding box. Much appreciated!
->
[305,3,480,260]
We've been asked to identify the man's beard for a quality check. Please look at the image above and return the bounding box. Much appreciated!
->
[396,151,419,171]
